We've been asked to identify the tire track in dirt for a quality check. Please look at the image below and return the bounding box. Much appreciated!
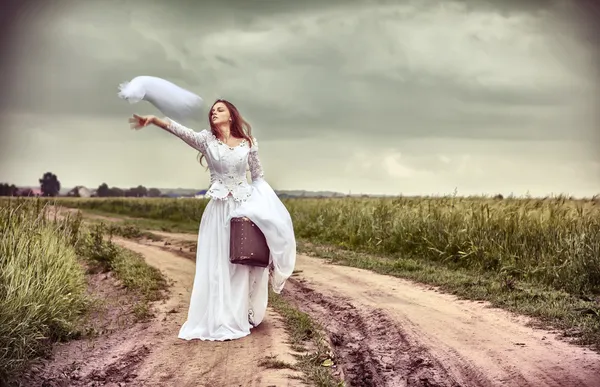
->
[285,278,461,387]
[86,344,151,385]
[150,230,600,387]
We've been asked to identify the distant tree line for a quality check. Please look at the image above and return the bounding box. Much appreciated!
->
[95,183,161,198]
[0,183,18,196]
[1,172,62,197]
[0,172,164,198]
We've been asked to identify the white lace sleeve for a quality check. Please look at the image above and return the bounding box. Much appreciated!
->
[248,137,264,181]
[162,117,208,154]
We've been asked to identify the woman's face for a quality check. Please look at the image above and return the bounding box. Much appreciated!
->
[211,102,231,126]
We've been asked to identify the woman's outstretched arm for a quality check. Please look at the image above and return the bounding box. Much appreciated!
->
[130,114,208,154]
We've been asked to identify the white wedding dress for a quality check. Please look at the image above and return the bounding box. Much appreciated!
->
[160,118,296,341]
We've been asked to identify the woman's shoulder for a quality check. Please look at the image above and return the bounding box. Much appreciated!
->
[198,129,216,139]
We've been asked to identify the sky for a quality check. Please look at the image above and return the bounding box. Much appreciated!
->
[1,0,599,197]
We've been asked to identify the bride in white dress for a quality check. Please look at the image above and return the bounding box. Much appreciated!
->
[129,99,296,341]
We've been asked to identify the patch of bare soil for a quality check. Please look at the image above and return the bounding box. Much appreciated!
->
[17,264,151,387]
[285,278,458,387]
[155,231,600,387]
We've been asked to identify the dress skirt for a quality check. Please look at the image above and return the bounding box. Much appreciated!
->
[178,179,296,341]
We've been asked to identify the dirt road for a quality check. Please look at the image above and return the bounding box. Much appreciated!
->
[110,238,304,387]
[149,230,600,387]
[32,207,305,386]
[40,208,600,386]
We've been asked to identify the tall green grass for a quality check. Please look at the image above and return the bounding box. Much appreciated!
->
[287,196,600,296]
[78,222,168,308]
[0,199,88,381]
[0,198,170,384]
[57,195,600,296]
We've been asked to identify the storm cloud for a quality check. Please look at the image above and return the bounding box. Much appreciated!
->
[1,0,598,196]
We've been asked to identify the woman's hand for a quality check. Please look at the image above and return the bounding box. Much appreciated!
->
[129,114,156,130]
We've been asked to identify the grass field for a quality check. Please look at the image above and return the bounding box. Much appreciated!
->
[52,194,600,350]
[0,199,88,382]
[0,198,168,384]
[55,195,600,294]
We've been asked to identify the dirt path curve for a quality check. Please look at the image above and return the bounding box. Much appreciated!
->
[151,231,600,387]
[109,237,303,387]
[41,207,305,386]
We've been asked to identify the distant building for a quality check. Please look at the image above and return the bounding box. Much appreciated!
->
[16,187,41,196]
[66,186,92,198]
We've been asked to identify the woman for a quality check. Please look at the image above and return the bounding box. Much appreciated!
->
[129,99,296,341]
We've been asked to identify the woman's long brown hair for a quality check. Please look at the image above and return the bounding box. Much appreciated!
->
[198,99,254,167]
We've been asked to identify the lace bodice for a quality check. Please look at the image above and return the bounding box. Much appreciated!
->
[163,118,264,202]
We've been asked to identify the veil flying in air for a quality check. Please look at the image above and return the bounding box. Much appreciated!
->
[117,75,204,123]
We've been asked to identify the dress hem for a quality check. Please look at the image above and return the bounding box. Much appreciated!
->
[177,331,250,341]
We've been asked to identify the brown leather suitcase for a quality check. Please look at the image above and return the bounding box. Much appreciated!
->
[229,217,270,267]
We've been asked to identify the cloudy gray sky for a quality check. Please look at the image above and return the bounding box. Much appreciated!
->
[1,0,599,196]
